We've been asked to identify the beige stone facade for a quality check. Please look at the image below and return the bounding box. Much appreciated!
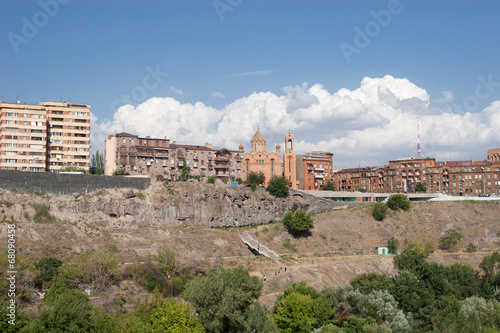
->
[0,101,90,172]
[242,129,281,186]
[283,133,299,189]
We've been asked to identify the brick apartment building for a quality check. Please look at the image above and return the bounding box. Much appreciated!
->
[0,101,91,172]
[295,151,334,190]
[334,154,500,195]
[104,132,244,181]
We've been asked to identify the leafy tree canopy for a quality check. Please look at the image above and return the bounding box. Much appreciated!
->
[183,266,263,333]
[387,194,410,211]
[282,210,314,236]
[266,176,290,198]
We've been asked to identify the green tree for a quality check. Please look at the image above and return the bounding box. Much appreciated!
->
[415,183,427,192]
[282,210,314,236]
[387,237,399,254]
[466,242,477,253]
[245,171,266,190]
[181,167,191,181]
[221,176,228,184]
[235,177,244,185]
[207,175,216,184]
[439,229,463,251]
[26,281,97,332]
[266,176,290,198]
[479,252,500,291]
[155,247,176,296]
[386,194,410,211]
[35,257,63,283]
[393,243,428,273]
[321,181,336,191]
[272,288,336,333]
[90,150,105,175]
[60,166,86,173]
[183,266,262,333]
[152,298,205,333]
[349,273,393,294]
[372,203,387,221]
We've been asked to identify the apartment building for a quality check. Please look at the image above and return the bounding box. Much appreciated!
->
[41,102,91,172]
[0,103,48,171]
[104,132,244,180]
[0,101,91,172]
[297,152,334,190]
[334,154,500,195]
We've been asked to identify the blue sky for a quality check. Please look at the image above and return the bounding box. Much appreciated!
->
[2,0,500,167]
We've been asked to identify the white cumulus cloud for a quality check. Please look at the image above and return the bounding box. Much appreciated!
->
[91,75,500,167]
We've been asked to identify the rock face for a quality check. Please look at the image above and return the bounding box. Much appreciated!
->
[0,182,332,229]
[74,183,332,228]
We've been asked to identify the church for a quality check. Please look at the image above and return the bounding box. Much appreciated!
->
[242,129,282,186]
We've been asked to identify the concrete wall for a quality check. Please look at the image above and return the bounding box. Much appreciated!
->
[0,170,150,195]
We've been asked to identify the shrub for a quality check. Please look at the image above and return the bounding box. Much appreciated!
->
[266,176,290,198]
[36,257,63,283]
[467,242,477,253]
[415,183,427,192]
[113,169,129,176]
[235,177,243,185]
[207,175,216,184]
[439,229,463,251]
[32,204,56,224]
[221,177,228,184]
[387,236,399,254]
[372,202,388,221]
[283,210,314,236]
[321,181,336,191]
[387,194,410,211]
[245,171,265,188]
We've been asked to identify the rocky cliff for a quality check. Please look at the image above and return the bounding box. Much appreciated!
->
[1,181,332,229]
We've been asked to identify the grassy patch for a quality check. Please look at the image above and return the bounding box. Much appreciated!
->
[32,204,56,224]
[23,212,30,221]
[27,188,43,196]
[283,238,298,253]
[3,202,13,208]
[136,192,145,200]
[319,234,327,240]
[74,192,84,200]
[262,227,269,233]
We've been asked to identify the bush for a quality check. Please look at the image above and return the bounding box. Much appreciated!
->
[387,194,410,211]
[113,169,129,176]
[321,181,336,191]
[387,236,399,254]
[439,229,463,251]
[415,183,427,192]
[36,257,63,283]
[283,210,314,236]
[372,203,387,221]
[235,177,243,185]
[466,242,477,253]
[266,176,290,198]
[221,177,228,184]
[245,171,265,188]
[207,175,216,184]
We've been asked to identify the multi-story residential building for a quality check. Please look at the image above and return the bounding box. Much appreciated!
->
[0,103,48,171]
[0,101,90,172]
[488,148,500,162]
[42,102,91,172]
[334,154,500,196]
[296,151,334,190]
[104,132,244,180]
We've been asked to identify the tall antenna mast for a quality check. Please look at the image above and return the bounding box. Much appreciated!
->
[417,120,421,157]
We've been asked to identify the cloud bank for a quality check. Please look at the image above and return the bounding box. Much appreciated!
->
[91,75,500,167]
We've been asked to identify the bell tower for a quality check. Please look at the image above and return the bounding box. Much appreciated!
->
[283,133,298,189]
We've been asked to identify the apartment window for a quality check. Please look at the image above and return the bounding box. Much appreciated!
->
[7,113,18,117]
[31,114,43,118]
[5,127,18,132]
[5,120,12,124]
[5,143,17,148]
[5,159,17,163]
[31,129,42,133]
[52,132,63,136]
[31,137,42,141]
[5,151,17,156]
